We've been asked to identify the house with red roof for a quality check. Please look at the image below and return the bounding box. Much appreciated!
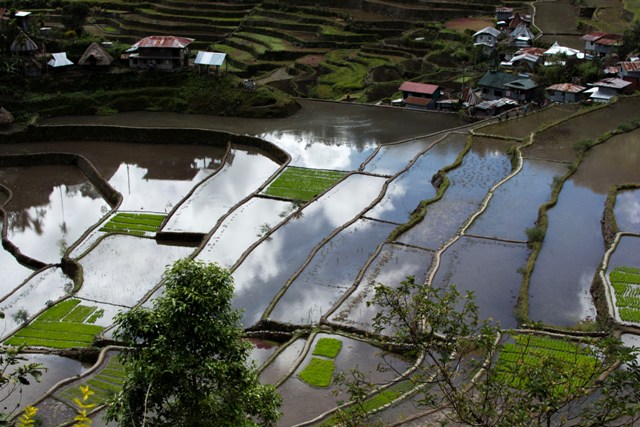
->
[545,83,586,103]
[617,61,640,91]
[581,32,622,57]
[127,35,194,70]
[398,82,441,110]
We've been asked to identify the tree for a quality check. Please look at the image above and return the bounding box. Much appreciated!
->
[105,259,281,427]
[60,3,90,36]
[336,277,640,427]
[0,337,45,426]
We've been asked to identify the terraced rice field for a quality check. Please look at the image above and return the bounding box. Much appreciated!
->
[99,212,167,236]
[263,166,347,201]
[610,266,640,323]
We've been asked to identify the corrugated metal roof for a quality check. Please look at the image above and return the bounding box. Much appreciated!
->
[132,36,195,49]
[593,77,631,89]
[399,82,439,95]
[546,83,586,93]
[596,36,622,46]
[195,51,226,66]
[48,52,73,67]
[473,26,501,38]
[581,31,609,41]
[619,61,640,72]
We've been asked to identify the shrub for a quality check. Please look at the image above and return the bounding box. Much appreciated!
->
[525,226,545,243]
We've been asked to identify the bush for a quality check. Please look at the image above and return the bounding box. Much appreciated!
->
[525,226,545,243]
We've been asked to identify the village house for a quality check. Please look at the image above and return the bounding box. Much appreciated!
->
[477,70,518,100]
[545,83,586,103]
[194,51,228,75]
[473,27,501,53]
[495,6,513,22]
[501,52,541,71]
[127,35,194,70]
[584,77,632,102]
[581,31,622,57]
[510,23,534,48]
[398,81,441,110]
[504,76,539,102]
[617,61,640,91]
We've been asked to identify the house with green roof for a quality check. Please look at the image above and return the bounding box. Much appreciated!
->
[477,70,540,102]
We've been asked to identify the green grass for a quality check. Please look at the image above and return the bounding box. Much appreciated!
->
[264,166,346,201]
[313,338,342,358]
[60,356,125,405]
[299,357,336,387]
[610,266,640,323]
[100,212,166,235]
[4,299,104,348]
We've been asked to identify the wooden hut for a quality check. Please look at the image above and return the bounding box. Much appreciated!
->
[78,42,114,67]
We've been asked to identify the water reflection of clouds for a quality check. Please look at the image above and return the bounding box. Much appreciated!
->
[615,190,640,232]
[260,131,376,171]
[7,184,109,264]
[110,162,215,212]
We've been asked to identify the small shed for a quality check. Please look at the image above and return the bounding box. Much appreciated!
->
[398,81,441,110]
[545,83,586,103]
[194,51,227,74]
[48,52,74,68]
[78,42,113,67]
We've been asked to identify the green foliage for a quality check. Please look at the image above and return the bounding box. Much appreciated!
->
[299,358,336,387]
[264,167,346,201]
[61,2,90,36]
[0,346,45,423]
[337,276,640,426]
[525,226,545,243]
[105,259,281,426]
[313,338,343,358]
[95,106,118,116]
[573,138,593,152]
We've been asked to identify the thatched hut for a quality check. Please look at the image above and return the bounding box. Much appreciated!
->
[78,42,114,67]
[10,31,38,54]
[0,108,15,127]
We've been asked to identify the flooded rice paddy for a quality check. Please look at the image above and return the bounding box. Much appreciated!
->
[2,98,640,425]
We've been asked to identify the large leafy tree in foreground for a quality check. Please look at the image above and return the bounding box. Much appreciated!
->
[337,277,640,427]
[105,259,281,427]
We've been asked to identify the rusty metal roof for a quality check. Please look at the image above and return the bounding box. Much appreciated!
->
[619,61,640,72]
[546,83,586,93]
[581,31,609,41]
[132,36,195,49]
[399,82,439,95]
[597,36,622,46]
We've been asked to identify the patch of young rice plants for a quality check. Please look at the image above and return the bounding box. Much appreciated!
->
[496,335,599,392]
[100,212,167,236]
[3,299,104,348]
[610,266,640,324]
[263,167,346,201]
[60,356,124,405]
[313,338,343,358]
[299,357,336,387]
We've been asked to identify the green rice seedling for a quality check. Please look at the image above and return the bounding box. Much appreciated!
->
[299,358,336,387]
[313,338,342,359]
[264,167,346,201]
[86,309,104,324]
[62,305,97,323]
[36,299,81,321]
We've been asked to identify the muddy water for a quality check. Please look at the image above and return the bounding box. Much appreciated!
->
[398,137,512,250]
[269,218,395,324]
[523,97,640,162]
[362,134,444,175]
[607,235,640,274]
[77,235,193,307]
[615,190,640,234]
[0,267,71,339]
[432,236,528,328]
[196,197,294,269]
[366,134,467,224]
[163,148,279,233]
[0,165,109,264]
[529,129,640,326]
[277,334,410,426]
[260,338,306,385]
[329,243,433,331]
[468,159,567,241]
[480,104,579,140]
[3,354,89,414]
[231,174,387,327]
